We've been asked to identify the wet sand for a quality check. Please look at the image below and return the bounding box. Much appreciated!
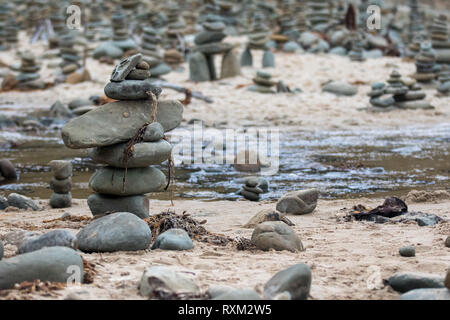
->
[0,195,449,300]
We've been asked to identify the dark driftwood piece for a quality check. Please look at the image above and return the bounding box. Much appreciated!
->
[151,80,214,103]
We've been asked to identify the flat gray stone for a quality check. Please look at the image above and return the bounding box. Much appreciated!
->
[77,212,151,253]
[189,52,210,82]
[399,246,415,257]
[0,196,8,210]
[387,272,445,293]
[264,263,312,300]
[17,230,77,254]
[262,50,275,68]
[194,31,226,45]
[213,288,261,300]
[88,140,172,168]
[0,247,83,289]
[241,189,260,201]
[251,221,304,252]
[7,193,39,211]
[400,288,450,300]
[104,79,162,100]
[110,53,142,82]
[62,100,183,149]
[139,266,200,298]
[220,50,241,79]
[322,81,358,96]
[89,166,166,196]
[276,189,319,215]
[151,229,194,251]
[93,42,124,59]
[87,194,149,219]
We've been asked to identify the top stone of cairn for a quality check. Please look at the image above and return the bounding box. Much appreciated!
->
[110,53,142,82]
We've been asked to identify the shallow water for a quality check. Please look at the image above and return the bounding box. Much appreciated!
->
[1,123,449,201]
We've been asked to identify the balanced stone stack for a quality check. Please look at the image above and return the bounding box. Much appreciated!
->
[241,12,275,68]
[49,160,72,209]
[368,70,433,110]
[163,3,186,51]
[0,3,10,51]
[110,5,137,51]
[59,34,81,76]
[430,15,449,49]
[61,53,183,218]
[189,20,240,81]
[239,176,269,202]
[349,33,366,62]
[16,51,45,90]
[140,27,171,78]
[305,0,331,32]
[248,71,276,94]
[437,65,450,96]
[412,41,437,83]
[408,0,424,42]
[4,17,19,48]
[49,0,68,39]
[86,1,104,41]
[276,0,300,40]
[294,0,307,33]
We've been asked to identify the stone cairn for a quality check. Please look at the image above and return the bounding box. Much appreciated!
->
[276,0,299,40]
[85,1,104,41]
[59,34,81,78]
[239,176,269,202]
[4,17,19,48]
[189,20,240,82]
[61,53,184,218]
[305,0,331,32]
[412,41,437,83]
[430,15,449,50]
[294,0,308,33]
[15,51,45,90]
[248,70,276,94]
[241,12,275,68]
[49,160,72,209]
[0,3,10,51]
[437,65,450,96]
[368,70,432,110]
[408,0,424,43]
[49,0,68,41]
[140,26,171,79]
[348,33,366,62]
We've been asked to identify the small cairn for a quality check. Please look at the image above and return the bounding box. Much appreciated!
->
[49,0,68,40]
[430,15,449,49]
[59,34,81,77]
[140,27,171,79]
[49,160,72,209]
[189,20,240,81]
[305,0,331,32]
[349,33,366,62]
[368,70,433,110]
[61,54,184,218]
[412,41,437,83]
[294,0,308,33]
[437,65,450,96]
[239,177,269,202]
[0,3,10,51]
[241,12,274,68]
[4,17,19,48]
[86,1,104,41]
[248,71,276,94]
[276,0,299,40]
[16,51,45,90]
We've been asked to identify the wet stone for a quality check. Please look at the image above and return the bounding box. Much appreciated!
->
[399,245,416,257]
[264,263,312,300]
[7,193,39,211]
[151,229,194,251]
[387,272,445,293]
[17,230,77,254]
[49,160,72,179]
[50,192,72,209]
[87,194,149,219]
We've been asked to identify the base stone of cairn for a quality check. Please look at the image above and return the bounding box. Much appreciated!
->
[61,54,183,218]
[241,12,275,68]
[49,160,72,209]
[189,19,240,82]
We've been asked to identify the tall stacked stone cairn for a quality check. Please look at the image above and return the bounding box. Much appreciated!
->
[0,3,10,51]
[368,70,433,110]
[163,3,186,51]
[4,17,19,48]
[49,160,72,208]
[430,15,450,65]
[59,34,81,78]
[61,54,183,218]
[248,70,276,94]
[140,26,171,79]
[437,65,450,96]
[49,0,68,41]
[189,20,240,82]
[85,1,104,41]
[408,0,424,42]
[294,0,307,33]
[348,33,366,62]
[111,5,137,51]
[412,41,437,83]
[305,0,331,32]
[276,0,300,40]
[241,12,275,68]
[16,51,46,90]
[406,31,427,58]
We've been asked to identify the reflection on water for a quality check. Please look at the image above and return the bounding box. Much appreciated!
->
[1,123,449,201]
